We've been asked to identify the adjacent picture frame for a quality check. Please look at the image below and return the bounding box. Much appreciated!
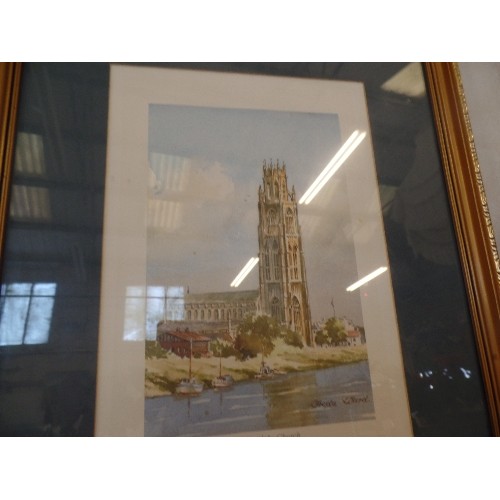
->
[0,62,499,435]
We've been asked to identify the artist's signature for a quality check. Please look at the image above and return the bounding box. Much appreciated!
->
[311,395,369,408]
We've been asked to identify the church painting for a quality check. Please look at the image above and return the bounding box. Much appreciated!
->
[144,104,375,436]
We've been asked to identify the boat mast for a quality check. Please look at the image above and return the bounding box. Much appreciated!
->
[189,338,193,379]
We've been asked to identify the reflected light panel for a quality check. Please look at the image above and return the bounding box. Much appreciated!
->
[230,257,259,288]
[299,130,366,205]
[346,267,388,292]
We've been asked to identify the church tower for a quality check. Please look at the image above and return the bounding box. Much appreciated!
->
[257,160,313,346]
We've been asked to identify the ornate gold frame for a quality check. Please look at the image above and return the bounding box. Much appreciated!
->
[0,62,22,269]
[0,62,499,434]
[425,62,500,435]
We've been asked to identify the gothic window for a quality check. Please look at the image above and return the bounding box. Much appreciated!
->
[201,310,205,320]
[194,310,198,320]
[187,310,191,320]
[221,309,225,320]
[267,208,276,226]
[215,309,219,320]
[271,297,280,320]
[292,296,302,332]
[274,181,279,199]
[272,240,280,280]
[208,309,212,320]
[289,243,299,280]
[264,246,271,280]
[286,208,294,233]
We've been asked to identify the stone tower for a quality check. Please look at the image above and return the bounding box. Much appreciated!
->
[257,160,313,345]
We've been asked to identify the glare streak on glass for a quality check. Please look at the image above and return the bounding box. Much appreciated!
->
[346,267,388,292]
[299,131,366,205]
[230,257,259,287]
[0,283,56,345]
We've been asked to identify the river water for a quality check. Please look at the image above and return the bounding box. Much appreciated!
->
[145,361,374,436]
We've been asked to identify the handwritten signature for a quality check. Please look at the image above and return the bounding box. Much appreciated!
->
[311,394,369,408]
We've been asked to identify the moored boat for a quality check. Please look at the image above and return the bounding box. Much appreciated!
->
[176,339,204,395]
[212,374,234,388]
[212,353,234,388]
[176,377,204,394]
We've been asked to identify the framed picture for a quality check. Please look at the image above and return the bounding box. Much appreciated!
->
[0,63,499,436]
[96,66,410,436]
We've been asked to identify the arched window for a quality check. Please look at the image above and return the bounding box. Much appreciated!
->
[201,310,205,320]
[274,181,279,199]
[215,309,219,320]
[207,309,211,320]
[289,242,299,280]
[221,309,225,320]
[187,310,191,320]
[194,310,198,320]
[267,208,276,226]
[292,296,302,333]
[264,253,271,280]
[271,297,280,321]
[272,239,280,280]
[286,208,294,233]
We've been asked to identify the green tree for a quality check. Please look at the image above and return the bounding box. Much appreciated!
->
[325,317,347,345]
[283,328,304,349]
[234,315,281,361]
[314,330,329,347]
[210,338,236,358]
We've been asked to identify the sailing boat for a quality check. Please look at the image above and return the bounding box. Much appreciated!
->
[211,351,234,388]
[176,339,204,395]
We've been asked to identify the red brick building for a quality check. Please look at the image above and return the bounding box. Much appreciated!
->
[157,326,210,358]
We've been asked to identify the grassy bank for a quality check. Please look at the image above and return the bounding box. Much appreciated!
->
[145,340,368,398]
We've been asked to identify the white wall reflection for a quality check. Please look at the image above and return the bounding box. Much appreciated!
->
[124,285,185,341]
[0,283,57,345]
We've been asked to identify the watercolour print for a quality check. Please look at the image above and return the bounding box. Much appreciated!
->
[97,66,411,436]
[144,104,375,436]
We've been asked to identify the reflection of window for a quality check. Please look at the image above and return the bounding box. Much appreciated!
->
[129,285,185,341]
[0,283,57,345]
[10,185,51,221]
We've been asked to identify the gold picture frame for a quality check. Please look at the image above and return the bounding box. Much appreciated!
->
[0,62,498,435]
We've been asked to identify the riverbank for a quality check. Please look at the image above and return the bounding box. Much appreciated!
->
[145,341,368,398]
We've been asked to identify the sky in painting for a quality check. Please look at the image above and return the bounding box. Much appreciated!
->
[147,104,363,325]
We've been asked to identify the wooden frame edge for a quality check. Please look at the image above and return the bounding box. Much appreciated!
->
[0,62,22,269]
[425,62,500,435]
